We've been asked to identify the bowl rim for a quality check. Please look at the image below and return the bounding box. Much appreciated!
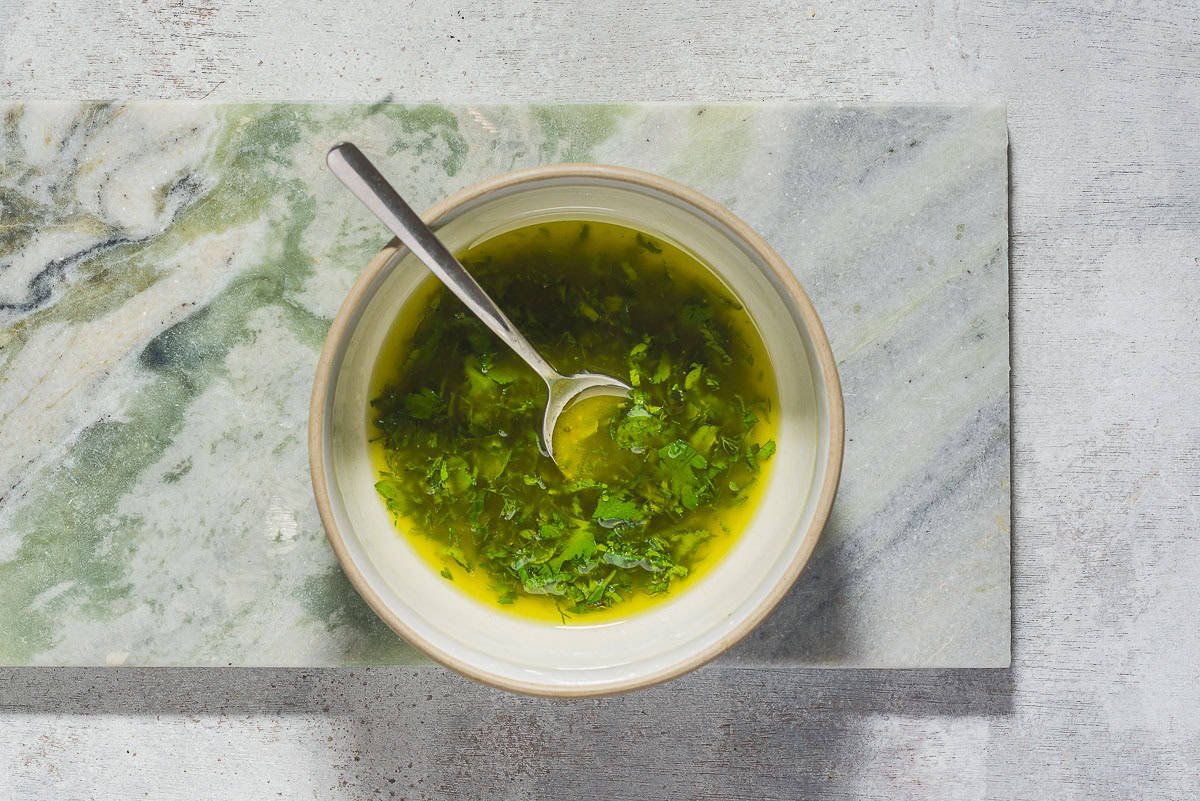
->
[309,163,845,696]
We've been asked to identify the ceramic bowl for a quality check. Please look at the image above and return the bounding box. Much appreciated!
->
[309,164,843,696]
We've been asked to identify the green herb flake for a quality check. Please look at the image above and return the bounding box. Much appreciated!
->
[402,388,443,420]
[592,495,646,529]
[635,233,663,254]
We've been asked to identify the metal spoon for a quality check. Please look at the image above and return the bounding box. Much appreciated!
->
[326,142,631,466]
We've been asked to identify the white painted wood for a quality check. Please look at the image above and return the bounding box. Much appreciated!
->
[1,0,1197,797]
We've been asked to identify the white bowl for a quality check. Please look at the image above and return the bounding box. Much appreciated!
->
[309,164,843,696]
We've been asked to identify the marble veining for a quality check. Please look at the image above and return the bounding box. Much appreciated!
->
[0,102,1009,667]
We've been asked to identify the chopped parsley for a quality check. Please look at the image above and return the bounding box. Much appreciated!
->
[371,220,778,616]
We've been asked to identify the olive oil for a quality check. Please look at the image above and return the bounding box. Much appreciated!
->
[369,220,778,622]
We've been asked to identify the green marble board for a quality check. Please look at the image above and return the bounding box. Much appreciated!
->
[0,103,1010,668]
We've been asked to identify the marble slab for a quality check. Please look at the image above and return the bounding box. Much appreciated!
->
[0,102,1009,668]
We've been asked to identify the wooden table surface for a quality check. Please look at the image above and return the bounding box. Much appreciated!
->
[1,1,1197,797]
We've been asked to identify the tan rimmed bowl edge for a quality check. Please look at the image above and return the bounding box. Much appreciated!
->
[308,163,845,697]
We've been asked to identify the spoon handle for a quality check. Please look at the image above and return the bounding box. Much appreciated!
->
[326,142,562,385]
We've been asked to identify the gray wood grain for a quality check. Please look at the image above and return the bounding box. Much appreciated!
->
[1,0,1198,797]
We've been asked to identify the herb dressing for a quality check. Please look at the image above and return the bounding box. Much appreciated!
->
[369,220,778,622]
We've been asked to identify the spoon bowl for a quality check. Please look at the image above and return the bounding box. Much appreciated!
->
[541,372,631,462]
[325,142,630,466]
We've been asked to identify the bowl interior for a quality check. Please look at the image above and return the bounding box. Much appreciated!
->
[317,173,835,694]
